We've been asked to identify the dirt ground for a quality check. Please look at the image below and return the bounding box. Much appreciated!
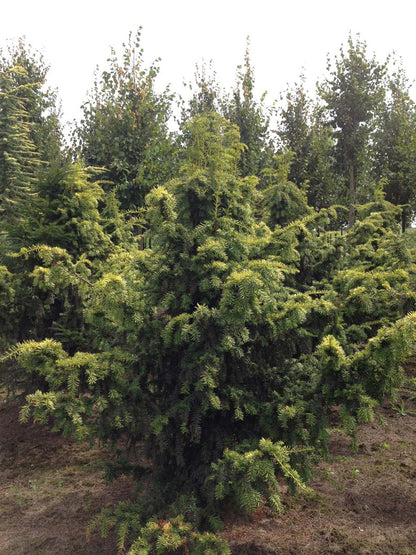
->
[0,396,136,554]
[1,389,416,554]
[222,400,416,555]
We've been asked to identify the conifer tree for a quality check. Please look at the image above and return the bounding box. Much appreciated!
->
[223,41,274,177]
[181,43,274,179]
[1,39,62,162]
[6,113,323,510]
[3,35,416,554]
[262,151,310,228]
[0,39,62,244]
[0,60,41,237]
[30,162,112,258]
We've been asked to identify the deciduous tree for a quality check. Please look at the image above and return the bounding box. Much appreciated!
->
[374,65,416,230]
[318,35,386,225]
[74,30,175,210]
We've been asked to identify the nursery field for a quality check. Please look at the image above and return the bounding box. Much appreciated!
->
[1,382,416,555]
[3,33,416,554]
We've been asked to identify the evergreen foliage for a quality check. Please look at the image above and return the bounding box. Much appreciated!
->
[0,39,62,163]
[223,40,274,177]
[0,56,41,234]
[2,31,416,553]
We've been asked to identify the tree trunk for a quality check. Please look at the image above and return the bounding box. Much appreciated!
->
[402,207,408,233]
[348,164,356,227]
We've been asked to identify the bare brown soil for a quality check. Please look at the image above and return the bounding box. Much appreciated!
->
[0,397,136,554]
[222,399,416,555]
[1,392,416,554]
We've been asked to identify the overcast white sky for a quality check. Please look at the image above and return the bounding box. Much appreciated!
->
[2,0,415,126]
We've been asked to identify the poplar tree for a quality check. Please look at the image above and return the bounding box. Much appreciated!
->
[374,66,416,230]
[279,77,311,186]
[278,79,343,212]
[74,30,175,211]
[182,62,222,118]
[318,35,386,225]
